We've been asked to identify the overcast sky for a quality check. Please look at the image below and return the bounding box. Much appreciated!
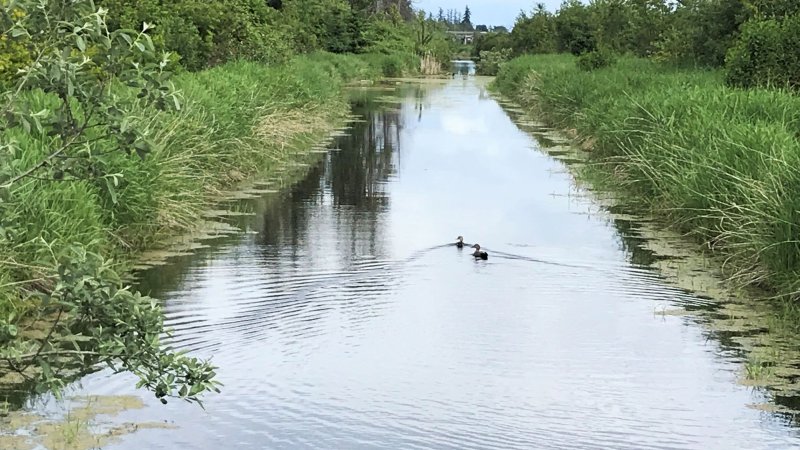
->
[414,0,564,28]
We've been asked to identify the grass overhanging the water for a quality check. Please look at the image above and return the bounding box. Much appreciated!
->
[494,54,800,307]
[0,52,385,329]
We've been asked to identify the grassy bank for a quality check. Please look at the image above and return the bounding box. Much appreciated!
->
[495,54,800,302]
[0,52,386,320]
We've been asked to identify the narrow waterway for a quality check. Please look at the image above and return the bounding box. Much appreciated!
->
[36,72,800,448]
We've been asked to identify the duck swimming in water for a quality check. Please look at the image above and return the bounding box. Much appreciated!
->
[455,236,464,248]
[471,244,488,260]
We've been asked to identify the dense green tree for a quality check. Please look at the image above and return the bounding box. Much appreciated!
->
[554,0,595,55]
[747,0,800,18]
[462,5,473,30]
[726,11,800,89]
[510,4,557,55]
[657,0,750,66]
[624,0,671,56]
[472,31,513,58]
[502,0,800,91]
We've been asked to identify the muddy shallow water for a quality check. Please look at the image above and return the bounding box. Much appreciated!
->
[11,72,800,449]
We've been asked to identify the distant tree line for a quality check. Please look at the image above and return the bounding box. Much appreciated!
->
[473,0,800,89]
[0,0,450,76]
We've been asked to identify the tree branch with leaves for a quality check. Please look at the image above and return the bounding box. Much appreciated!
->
[0,0,219,406]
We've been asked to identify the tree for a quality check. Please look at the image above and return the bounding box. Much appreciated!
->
[510,3,557,54]
[554,0,595,55]
[472,30,513,57]
[624,0,671,57]
[1,0,219,405]
[657,0,750,66]
[463,5,473,30]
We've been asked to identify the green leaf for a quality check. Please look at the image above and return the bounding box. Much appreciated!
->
[76,35,86,52]
[133,140,150,160]
[19,117,30,134]
[104,177,118,204]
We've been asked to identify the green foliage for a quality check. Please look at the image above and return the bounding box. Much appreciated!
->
[0,0,220,405]
[576,49,616,71]
[554,0,595,55]
[412,11,452,68]
[0,1,31,85]
[506,0,752,68]
[495,54,800,300]
[88,0,445,72]
[1,246,220,403]
[361,18,416,55]
[282,0,362,53]
[0,0,439,407]
[361,52,417,77]
[472,31,513,58]
[1,0,178,200]
[747,0,800,18]
[97,0,294,71]
[305,51,381,82]
[0,47,373,403]
[511,4,557,55]
[725,13,800,89]
[655,0,749,67]
[476,49,512,76]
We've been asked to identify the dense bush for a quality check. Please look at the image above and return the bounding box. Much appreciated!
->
[90,0,447,72]
[471,31,512,58]
[725,14,800,89]
[505,0,795,74]
[576,49,616,71]
[0,2,32,84]
[97,0,296,70]
[476,49,512,76]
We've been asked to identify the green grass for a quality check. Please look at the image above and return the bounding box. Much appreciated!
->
[744,357,775,382]
[495,54,800,303]
[0,52,385,318]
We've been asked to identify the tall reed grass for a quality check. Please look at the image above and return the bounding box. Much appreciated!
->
[495,54,800,301]
[0,53,378,314]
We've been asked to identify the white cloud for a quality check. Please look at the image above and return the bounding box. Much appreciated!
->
[440,114,487,135]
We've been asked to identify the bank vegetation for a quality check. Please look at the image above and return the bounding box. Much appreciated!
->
[492,1,800,308]
[0,0,458,406]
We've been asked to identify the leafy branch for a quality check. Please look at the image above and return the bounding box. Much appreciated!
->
[0,0,217,406]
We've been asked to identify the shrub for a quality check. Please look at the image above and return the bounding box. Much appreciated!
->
[725,14,800,89]
[0,3,32,84]
[476,48,512,76]
[576,49,616,71]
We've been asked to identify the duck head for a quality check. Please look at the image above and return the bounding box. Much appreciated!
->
[471,244,480,250]
[456,236,464,243]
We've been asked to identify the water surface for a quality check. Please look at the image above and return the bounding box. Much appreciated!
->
[42,75,800,449]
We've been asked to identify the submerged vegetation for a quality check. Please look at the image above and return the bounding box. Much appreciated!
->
[0,0,459,405]
[494,0,800,305]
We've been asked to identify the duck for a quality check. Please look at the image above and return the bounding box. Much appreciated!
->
[455,236,464,248]
[471,244,488,260]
